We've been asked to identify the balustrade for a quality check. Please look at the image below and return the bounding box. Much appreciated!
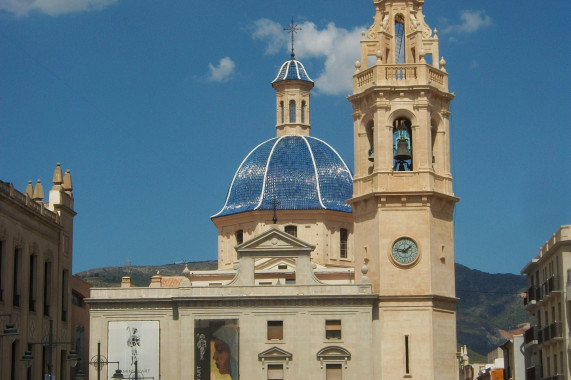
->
[353,63,448,92]
[524,326,537,344]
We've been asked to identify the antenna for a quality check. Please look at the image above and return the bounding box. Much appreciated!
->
[284,17,301,59]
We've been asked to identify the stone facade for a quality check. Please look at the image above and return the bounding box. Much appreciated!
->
[88,1,459,379]
[522,225,571,379]
[0,164,76,379]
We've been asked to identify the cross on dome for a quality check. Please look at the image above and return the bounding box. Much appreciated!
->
[284,17,301,59]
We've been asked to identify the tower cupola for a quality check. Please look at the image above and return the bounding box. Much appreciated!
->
[272,58,314,137]
[271,19,314,137]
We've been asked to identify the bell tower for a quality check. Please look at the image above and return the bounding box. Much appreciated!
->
[349,0,458,378]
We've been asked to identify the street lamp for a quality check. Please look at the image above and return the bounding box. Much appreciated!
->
[21,319,79,379]
[90,341,125,380]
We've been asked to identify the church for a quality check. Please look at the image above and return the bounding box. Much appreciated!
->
[88,0,459,379]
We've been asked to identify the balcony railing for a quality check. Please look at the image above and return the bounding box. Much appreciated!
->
[524,326,537,344]
[524,285,541,306]
[353,63,449,93]
[527,276,562,305]
[538,321,562,344]
[526,365,539,380]
[541,375,565,380]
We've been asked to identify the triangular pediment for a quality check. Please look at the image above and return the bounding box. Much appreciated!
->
[236,228,315,258]
[258,346,293,361]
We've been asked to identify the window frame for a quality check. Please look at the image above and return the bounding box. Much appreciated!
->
[289,100,296,123]
[325,320,342,340]
[284,225,297,237]
[339,229,348,259]
[267,363,284,380]
[267,320,284,341]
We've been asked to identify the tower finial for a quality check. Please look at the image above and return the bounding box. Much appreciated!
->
[284,17,301,59]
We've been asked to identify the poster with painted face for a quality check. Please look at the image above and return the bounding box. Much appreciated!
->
[108,321,159,379]
[194,319,239,380]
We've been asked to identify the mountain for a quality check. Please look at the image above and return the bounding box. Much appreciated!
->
[75,261,529,359]
[455,263,529,358]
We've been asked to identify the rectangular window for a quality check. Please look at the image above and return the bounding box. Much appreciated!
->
[61,269,69,321]
[10,340,18,380]
[26,344,32,380]
[29,255,37,312]
[326,320,342,340]
[13,248,21,307]
[326,363,342,380]
[267,364,284,380]
[285,225,297,237]
[0,240,3,301]
[235,230,243,245]
[43,261,51,316]
[340,228,348,259]
[60,349,67,380]
[404,335,410,375]
[267,321,283,340]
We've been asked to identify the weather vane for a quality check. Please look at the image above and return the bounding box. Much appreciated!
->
[284,17,301,59]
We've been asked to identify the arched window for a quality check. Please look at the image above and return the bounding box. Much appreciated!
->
[236,230,243,245]
[393,118,412,171]
[340,228,348,259]
[285,225,297,237]
[280,101,284,123]
[289,100,296,123]
[366,121,374,162]
[394,14,406,64]
[301,100,306,123]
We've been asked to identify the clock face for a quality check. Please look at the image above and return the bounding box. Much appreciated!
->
[391,237,419,266]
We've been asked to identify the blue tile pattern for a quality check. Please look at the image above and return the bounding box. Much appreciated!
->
[212,136,353,218]
[272,59,313,83]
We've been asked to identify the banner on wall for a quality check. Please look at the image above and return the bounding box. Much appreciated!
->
[108,321,159,379]
[194,319,239,380]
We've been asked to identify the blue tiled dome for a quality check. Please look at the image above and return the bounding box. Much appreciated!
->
[272,59,313,84]
[212,136,353,218]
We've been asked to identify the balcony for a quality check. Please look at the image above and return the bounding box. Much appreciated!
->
[353,63,449,93]
[524,326,538,345]
[526,365,540,380]
[538,276,561,302]
[524,286,541,308]
[538,321,563,344]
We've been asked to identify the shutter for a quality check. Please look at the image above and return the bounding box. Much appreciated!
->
[326,364,342,380]
[267,364,284,380]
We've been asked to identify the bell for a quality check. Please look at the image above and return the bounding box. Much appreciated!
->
[368,148,374,162]
[394,139,411,161]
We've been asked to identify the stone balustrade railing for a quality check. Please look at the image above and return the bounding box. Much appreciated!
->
[354,64,449,93]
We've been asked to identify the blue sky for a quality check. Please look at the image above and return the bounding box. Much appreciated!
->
[1,0,569,274]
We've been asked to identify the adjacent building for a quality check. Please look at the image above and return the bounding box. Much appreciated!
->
[522,225,571,380]
[88,0,459,379]
[0,164,76,379]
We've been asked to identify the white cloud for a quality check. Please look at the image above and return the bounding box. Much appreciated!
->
[251,18,364,96]
[441,10,492,34]
[0,0,118,16]
[207,57,236,83]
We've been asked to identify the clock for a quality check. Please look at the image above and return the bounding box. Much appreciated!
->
[391,237,420,267]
